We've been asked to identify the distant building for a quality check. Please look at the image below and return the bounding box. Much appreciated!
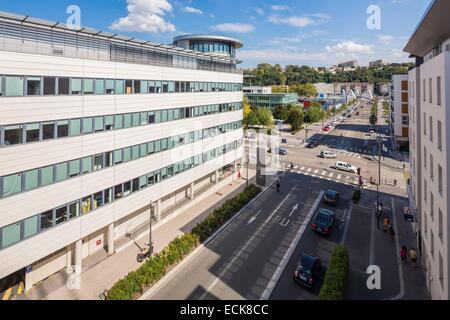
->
[369,59,389,67]
[314,83,335,95]
[389,74,410,149]
[379,83,391,96]
[243,86,272,94]
[245,92,299,110]
[337,60,359,70]
[314,82,374,97]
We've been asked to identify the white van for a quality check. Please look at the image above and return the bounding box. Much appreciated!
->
[335,161,358,174]
[320,150,337,159]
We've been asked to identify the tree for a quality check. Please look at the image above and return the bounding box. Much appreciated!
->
[290,83,318,97]
[243,96,252,117]
[305,104,325,123]
[244,110,258,128]
[369,113,378,125]
[286,106,304,132]
[273,105,291,121]
[256,108,274,128]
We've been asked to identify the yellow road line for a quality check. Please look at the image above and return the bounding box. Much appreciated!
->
[2,287,12,300]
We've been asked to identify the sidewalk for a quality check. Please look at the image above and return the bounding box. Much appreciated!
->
[24,170,256,300]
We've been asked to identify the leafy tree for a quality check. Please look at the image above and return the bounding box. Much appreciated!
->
[305,104,325,123]
[286,106,304,132]
[369,113,378,125]
[243,96,252,117]
[255,108,274,128]
[244,110,258,128]
[273,105,291,121]
[290,83,318,97]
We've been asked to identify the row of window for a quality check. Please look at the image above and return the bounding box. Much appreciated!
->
[422,113,443,151]
[0,140,242,250]
[0,121,243,199]
[0,75,243,97]
[190,42,236,58]
[0,102,243,147]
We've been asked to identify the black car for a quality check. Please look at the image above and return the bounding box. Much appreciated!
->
[311,209,336,235]
[294,253,322,289]
[324,189,340,206]
[306,141,320,149]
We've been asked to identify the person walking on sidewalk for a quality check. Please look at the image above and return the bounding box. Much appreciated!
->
[276,179,281,193]
[409,248,418,268]
[388,224,396,240]
[400,246,408,263]
[383,217,390,233]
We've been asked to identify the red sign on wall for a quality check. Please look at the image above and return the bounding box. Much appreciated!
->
[96,239,102,246]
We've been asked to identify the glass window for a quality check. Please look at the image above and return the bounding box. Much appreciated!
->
[123,114,132,128]
[26,123,40,143]
[162,82,169,93]
[114,184,123,200]
[161,168,167,180]
[115,115,123,130]
[95,79,104,95]
[148,112,155,124]
[132,113,140,127]
[55,163,68,182]
[2,173,22,196]
[154,140,161,153]
[84,79,94,94]
[69,159,81,178]
[55,206,68,225]
[168,81,175,93]
[68,201,80,219]
[26,77,41,95]
[83,118,93,134]
[105,79,115,94]
[70,78,82,95]
[94,117,104,132]
[104,188,113,204]
[140,81,148,94]
[57,120,69,138]
[93,192,104,209]
[139,176,147,189]
[4,125,23,145]
[58,77,70,95]
[123,181,132,196]
[140,112,148,126]
[132,146,140,160]
[147,172,154,185]
[82,196,92,214]
[93,154,103,171]
[105,116,114,131]
[125,80,133,94]
[123,147,132,162]
[115,80,124,94]
[1,222,21,248]
[132,178,140,192]
[148,81,155,93]
[105,152,113,168]
[43,122,55,140]
[161,138,168,151]
[133,80,141,94]
[5,76,24,96]
[40,165,54,186]
[43,77,56,95]
[23,215,38,239]
[156,81,162,93]
[70,119,81,137]
[147,141,154,154]
[82,157,92,174]
[154,171,161,183]
[40,210,54,231]
[114,150,123,164]
[161,110,168,122]
[24,169,39,191]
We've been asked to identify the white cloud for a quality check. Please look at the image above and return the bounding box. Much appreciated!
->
[255,8,265,16]
[209,14,216,19]
[110,0,175,33]
[377,35,395,45]
[211,23,254,34]
[271,5,291,11]
[268,13,330,28]
[183,6,203,15]
[326,41,374,55]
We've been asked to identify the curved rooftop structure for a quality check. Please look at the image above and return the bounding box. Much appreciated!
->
[173,34,243,59]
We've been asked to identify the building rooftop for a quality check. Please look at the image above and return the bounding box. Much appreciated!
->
[173,34,244,49]
[404,0,450,57]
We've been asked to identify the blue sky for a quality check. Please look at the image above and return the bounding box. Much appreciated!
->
[0,0,431,67]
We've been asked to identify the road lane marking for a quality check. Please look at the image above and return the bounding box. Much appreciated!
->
[307,168,312,173]
[314,170,319,174]
[300,167,305,171]
[2,287,11,300]
[260,190,325,301]
[337,174,342,180]
[340,207,352,245]
[248,209,263,225]
[288,204,299,217]
[329,173,334,178]
[321,171,327,176]
[199,185,299,300]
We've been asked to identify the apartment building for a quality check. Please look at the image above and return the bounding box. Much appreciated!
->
[337,60,359,70]
[404,0,450,300]
[0,12,244,293]
[369,59,388,67]
[390,74,410,150]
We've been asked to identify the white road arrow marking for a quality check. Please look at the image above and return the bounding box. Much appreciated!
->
[248,210,263,225]
[289,204,299,217]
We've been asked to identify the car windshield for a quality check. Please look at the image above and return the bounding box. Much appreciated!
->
[315,211,331,225]
[300,254,316,273]
[326,191,336,198]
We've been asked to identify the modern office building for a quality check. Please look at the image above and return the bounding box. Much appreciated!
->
[243,86,272,94]
[314,83,335,96]
[244,92,299,110]
[0,11,244,293]
[404,0,450,300]
[173,34,243,59]
[390,74,410,150]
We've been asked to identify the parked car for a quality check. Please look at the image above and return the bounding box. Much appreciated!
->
[334,161,358,174]
[323,126,332,132]
[306,141,320,149]
[294,253,322,289]
[324,189,340,206]
[274,147,288,155]
[312,209,336,235]
[320,150,337,159]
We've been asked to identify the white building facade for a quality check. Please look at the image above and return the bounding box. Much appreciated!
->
[0,12,244,292]
[404,0,450,300]
[390,74,410,150]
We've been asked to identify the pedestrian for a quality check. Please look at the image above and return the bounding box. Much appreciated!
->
[383,217,390,233]
[409,248,418,268]
[388,224,395,240]
[276,180,281,193]
[400,246,408,263]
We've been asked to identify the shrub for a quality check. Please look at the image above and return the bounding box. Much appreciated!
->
[107,184,261,300]
[352,189,361,203]
[319,245,350,300]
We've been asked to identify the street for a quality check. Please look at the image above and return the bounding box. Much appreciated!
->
[141,100,428,301]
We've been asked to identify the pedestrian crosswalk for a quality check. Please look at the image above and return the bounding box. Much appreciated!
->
[281,162,407,190]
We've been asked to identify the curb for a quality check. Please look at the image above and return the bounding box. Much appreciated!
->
[138,178,279,300]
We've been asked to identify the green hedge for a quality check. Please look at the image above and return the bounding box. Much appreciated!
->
[319,245,350,300]
[107,184,261,300]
